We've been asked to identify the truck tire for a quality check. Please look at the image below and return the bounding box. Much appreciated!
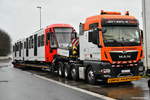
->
[87,67,96,85]
[58,62,64,77]
[64,63,71,79]
[71,64,79,81]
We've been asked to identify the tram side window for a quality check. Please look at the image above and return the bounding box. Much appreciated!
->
[19,43,20,50]
[30,39,32,49]
[14,43,16,57]
[29,36,33,49]
[16,43,18,51]
[50,33,57,48]
[38,36,40,47]
[13,45,16,57]
[41,34,44,46]
[14,45,16,57]
[18,43,19,51]
[15,43,18,52]
[19,42,21,51]
[31,37,34,48]
[38,35,44,47]
[29,38,31,49]
[30,36,33,48]
[24,41,26,49]
[19,42,21,57]
[20,42,23,50]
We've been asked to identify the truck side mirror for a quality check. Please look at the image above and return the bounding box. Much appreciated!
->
[97,44,102,48]
[102,28,107,33]
[79,23,84,35]
[72,32,77,38]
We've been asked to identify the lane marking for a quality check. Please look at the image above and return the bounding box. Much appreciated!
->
[34,74,116,100]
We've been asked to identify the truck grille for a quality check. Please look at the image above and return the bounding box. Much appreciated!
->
[110,51,138,61]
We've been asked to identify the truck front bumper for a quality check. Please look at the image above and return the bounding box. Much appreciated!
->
[92,61,144,82]
[107,76,141,83]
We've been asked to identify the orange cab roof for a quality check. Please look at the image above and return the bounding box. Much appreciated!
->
[84,14,137,31]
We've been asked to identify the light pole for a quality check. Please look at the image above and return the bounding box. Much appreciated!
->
[142,0,149,69]
[37,6,42,29]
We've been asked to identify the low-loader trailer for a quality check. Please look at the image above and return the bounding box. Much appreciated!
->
[13,11,144,84]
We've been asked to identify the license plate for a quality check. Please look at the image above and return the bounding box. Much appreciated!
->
[107,76,141,83]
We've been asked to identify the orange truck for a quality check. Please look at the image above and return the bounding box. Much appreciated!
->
[12,10,145,84]
[53,10,144,84]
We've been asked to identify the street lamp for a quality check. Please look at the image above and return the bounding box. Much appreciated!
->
[142,0,149,69]
[37,6,42,29]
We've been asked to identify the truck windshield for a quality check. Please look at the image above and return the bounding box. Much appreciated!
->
[54,27,73,48]
[103,27,140,47]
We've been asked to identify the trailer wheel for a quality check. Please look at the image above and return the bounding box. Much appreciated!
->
[87,67,96,85]
[58,62,64,77]
[64,63,71,79]
[71,64,79,81]
[49,63,55,73]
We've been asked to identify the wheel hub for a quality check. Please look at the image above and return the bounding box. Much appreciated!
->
[65,68,68,77]
[71,68,76,76]
[88,70,94,80]
[59,67,62,75]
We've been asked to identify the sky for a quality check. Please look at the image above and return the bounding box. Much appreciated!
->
[0,0,142,43]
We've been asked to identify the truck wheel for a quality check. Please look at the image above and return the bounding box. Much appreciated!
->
[71,65,79,81]
[87,67,96,85]
[64,63,71,79]
[58,62,64,77]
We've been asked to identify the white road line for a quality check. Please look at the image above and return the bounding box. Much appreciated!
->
[34,74,116,100]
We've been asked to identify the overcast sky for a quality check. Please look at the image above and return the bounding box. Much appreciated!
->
[0,0,142,43]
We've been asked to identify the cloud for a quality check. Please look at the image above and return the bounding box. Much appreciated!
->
[0,0,142,43]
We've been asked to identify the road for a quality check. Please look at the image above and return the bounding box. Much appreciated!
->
[25,69,150,100]
[0,60,112,100]
[1,60,150,100]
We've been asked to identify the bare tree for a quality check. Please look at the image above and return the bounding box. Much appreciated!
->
[0,29,11,56]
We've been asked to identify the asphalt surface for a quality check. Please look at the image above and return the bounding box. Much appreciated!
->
[26,69,150,100]
[0,60,107,100]
[1,59,150,100]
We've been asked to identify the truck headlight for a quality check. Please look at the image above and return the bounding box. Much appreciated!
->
[100,69,111,74]
[139,66,144,71]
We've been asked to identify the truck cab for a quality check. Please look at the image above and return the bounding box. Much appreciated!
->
[79,11,144,84]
